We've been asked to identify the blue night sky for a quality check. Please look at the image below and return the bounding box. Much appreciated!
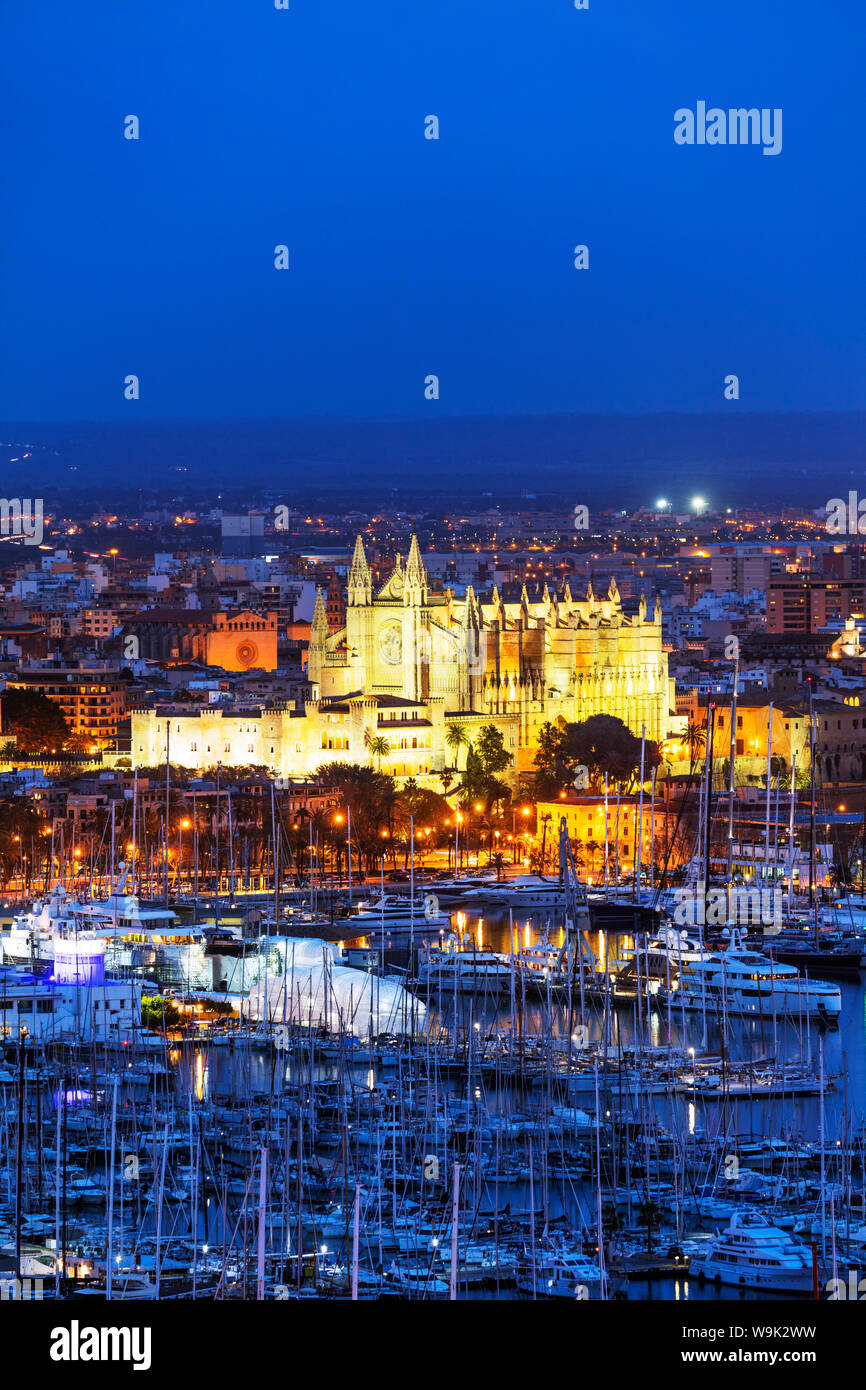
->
[2,0,864,423]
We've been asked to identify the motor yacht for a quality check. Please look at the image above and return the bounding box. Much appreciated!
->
[653,927,841,1023]
[515,1245,602,1298]
[415,944,513,995]
[462,876,567,909]
[686,1209,814,1293]
[347,893,452,931]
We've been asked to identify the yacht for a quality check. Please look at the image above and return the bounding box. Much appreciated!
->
[415,944,513,995]
[462,876,567,909]
[654,927,842,1023]
[0,867,211,989]
[0,884,81,969]
[687,1209,814,1293]
[347,893,452,931]
[514,934,570,993]
[515,1246,602,1299]
[78,883,210,990]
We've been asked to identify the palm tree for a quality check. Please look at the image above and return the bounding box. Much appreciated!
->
[438,769,455,797]
[445,722,470,770]
[490,852,506,882]
[367,735,391,771]
[685,718,706,769]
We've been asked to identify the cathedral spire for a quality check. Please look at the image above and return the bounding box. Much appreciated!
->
[404,533,428,605]
[348,534,372,606]
[308,587,329,689]
[311,586,328,637]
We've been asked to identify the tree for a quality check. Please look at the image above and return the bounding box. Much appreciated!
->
[438,769,455,797]
[314,761,398,874]
[392,780,451,868]
[532,714,660,794]
[490,852,506,882]
[141,995,181,1030]
[367,735,391,770]
[475,724,512,778]
[0,688,71,754]
[532,721,569,797]
[445,722,470,769]
[563,715,660,790]
[685,718,706,769]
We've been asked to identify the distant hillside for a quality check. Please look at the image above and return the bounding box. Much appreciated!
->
[0,412,862,507]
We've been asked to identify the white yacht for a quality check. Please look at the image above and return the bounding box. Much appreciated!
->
[0,884,81,969]
[654,927,842,1022]
[348,893,452,931]
[463,876,567,909]
[515,1246,602,1298]
[687,1209,813,1293]
[0,867,211,989]
[77,874,210,988]
[415,944,513,994]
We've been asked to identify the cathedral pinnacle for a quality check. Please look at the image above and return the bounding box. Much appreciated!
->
[348,534,372,605]
[311,587,328,637]
[404,533,428,604]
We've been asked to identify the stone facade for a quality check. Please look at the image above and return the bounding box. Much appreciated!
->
[131,537,669,783]
[310,536,670,774]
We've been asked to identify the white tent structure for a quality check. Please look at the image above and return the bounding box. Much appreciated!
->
[245,937,426,1037]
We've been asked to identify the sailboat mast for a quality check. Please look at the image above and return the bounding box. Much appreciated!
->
[726,653,739,905]
[164,719,170,906]
[635,726,645,903]
[764,702,773,891]
[808,682,817,929]
[703,703,716,927]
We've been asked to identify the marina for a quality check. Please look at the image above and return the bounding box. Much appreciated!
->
[1,820,864,1308]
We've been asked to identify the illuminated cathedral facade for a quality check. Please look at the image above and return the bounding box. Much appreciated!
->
[132,536,671,784]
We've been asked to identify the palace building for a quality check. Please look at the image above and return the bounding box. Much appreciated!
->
[131,536,671,782]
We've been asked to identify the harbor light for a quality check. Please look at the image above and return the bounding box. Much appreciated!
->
[691,496,707,513]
